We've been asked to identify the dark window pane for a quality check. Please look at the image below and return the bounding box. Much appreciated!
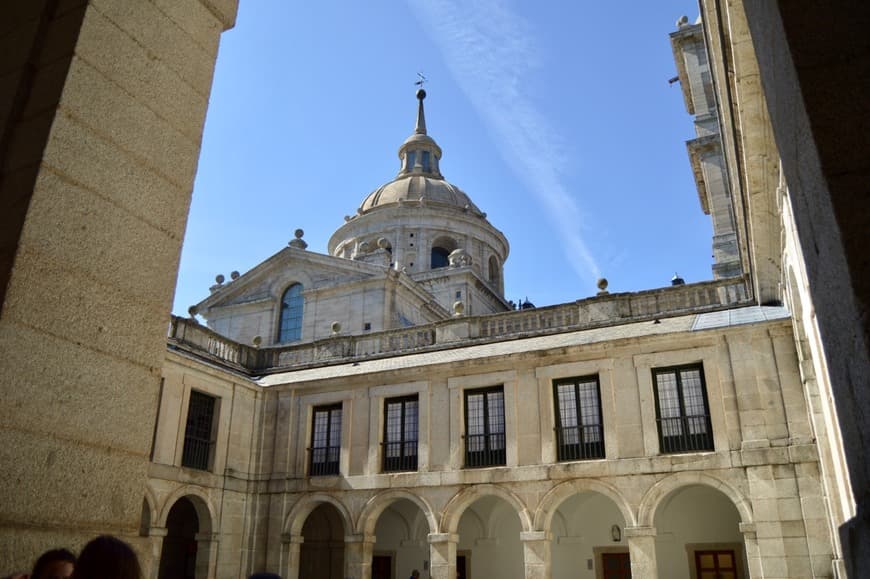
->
[182,391,217,471]
[654,365,713,454]
[279,283,303,342]
[553,376,605,461]
[383,396,419,472]
[464,387,506,467]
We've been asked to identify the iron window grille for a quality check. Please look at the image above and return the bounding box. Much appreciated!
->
[382,395,419,472]
[653,364,714,453]
[309,404,342,476]
[553,375,605,461]
[464,386,506,467]
[181,390,217,471]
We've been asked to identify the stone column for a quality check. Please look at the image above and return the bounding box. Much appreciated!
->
[739,523,763,579]
[520,531,551,579]
[146,527,168,579]
[625,526,658,579]
[194,532,219,579]
[280,534,304,579]
[428,533,458,579]
[345,533,375,579]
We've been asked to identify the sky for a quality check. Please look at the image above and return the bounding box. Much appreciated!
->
[173,0,707,316]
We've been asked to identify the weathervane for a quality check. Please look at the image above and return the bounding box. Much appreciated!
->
[415,72,427,88]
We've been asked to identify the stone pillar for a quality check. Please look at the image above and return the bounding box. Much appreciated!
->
[428,533,458,579]
[520,531,551,579]
[0,0,237,572]
[195,532,219,579]
[625,526,658,579]
[739,523,763,579]
[345,534,375,579]
[280,534,304,579]
[147,527,168,579]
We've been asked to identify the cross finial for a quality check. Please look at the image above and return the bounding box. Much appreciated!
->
[415,72,427,88]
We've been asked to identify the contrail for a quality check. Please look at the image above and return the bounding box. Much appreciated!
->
[407,0,601,283]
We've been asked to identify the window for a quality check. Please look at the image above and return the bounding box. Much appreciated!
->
[553,375,604,460]
[278,283,303,343]
[464,387,506,467]
[695,550,738,579]
[431,247,450,269]
[406,151,416,171]
[653,364,713,453]
[310,404,342,476]
[421,150,431,172]
[383,396,418,472]
[181,391,217,471]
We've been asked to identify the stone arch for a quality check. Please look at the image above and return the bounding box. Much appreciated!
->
[430,235,458,269]
[140,487,159,536]
[284,493,354,537]
[534,479,637,531]
[637,472,753,528]
[441,484,533,534]
[157,486,216,533]
[358,489,438,536]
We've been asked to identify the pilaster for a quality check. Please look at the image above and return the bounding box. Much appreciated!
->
[625,526,658,579]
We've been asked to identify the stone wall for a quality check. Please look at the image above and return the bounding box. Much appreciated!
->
[0,0,237,572]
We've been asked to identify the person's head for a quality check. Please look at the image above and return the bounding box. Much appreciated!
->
[411,570,420,579]
[73,536,141,579]
[31,549,75,579]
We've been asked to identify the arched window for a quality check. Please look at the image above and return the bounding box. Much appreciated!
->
[431,247,450,269]
[278,283,304,343]
[488,256,499,283]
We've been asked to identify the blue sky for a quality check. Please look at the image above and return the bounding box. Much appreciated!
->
[173,0,706,316]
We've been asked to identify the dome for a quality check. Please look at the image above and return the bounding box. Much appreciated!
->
[359,175,484,216]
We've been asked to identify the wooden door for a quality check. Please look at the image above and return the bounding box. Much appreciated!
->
[372,554,391,579]
[695,550,738,579]
[602,552,631,579]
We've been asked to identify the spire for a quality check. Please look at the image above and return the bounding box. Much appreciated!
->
[415,89,427,135]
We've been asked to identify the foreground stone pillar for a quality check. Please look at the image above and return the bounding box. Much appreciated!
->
[625,526,658,579]
[521,531,551,579]
[0,0,237,573]
[280,534,304,579]
[345,533,375,579]
[428,533,458,579]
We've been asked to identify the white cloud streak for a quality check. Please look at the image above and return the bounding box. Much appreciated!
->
[407,0,601,282]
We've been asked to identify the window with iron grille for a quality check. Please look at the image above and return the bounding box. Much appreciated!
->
[278,283,303,343]
[383,395,418,472]
[310,404,342,476]
[464,386,506,467]
[181,391,217,471]
[653,364,714,453]
[553,375,605,461]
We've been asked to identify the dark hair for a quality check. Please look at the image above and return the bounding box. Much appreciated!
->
[32,549,76,579]
[73,536,141,579]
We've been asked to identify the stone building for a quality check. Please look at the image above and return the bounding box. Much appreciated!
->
[1,2,867,579]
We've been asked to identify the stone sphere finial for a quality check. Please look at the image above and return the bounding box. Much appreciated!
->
[377,237,391,250]
[230,271,240,280]
[252,335,262,347]
[331,321,342,335]
[416,88,426,101]
[676,15,689,27]
[597,278,609,295]
[289,228,308,249]
[188,305,198,318]
[453,301,465,316]
[215,274,225,285]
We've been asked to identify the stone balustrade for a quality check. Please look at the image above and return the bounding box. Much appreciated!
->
[168,276,750,373]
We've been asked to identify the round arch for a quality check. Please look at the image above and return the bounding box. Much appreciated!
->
[157,486,216,533]
[357,489,438,536]
[534,479,637,531]
[441,484,533,534]
[637,472,753,528]
[284,493,355,537]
